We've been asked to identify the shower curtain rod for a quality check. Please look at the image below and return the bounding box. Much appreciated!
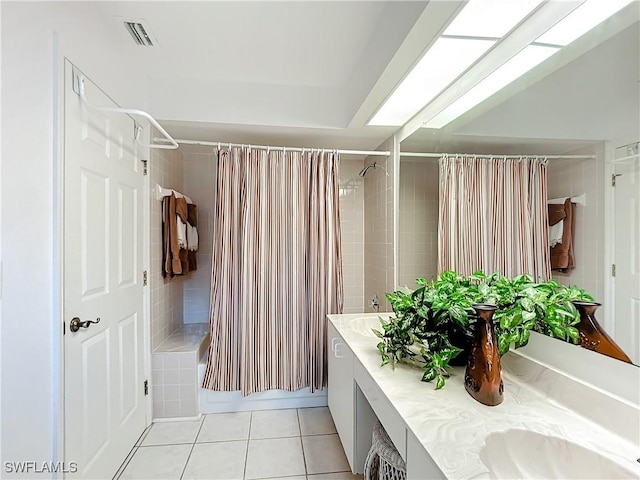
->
[153,137,391,157]
[400,152,596,160]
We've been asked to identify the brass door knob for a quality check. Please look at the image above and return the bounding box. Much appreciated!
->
[69,317,101,333]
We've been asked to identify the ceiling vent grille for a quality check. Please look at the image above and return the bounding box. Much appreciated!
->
[124,21,154,47]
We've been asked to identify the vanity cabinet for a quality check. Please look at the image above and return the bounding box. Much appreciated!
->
[327,322,356,472]
[407,430,445,480]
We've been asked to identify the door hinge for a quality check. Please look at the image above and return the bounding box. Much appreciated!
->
[143,270,148,286]
[612,173,622,187]
[612,264,616,277]
[144,380,149,396]
[141,159,148,176]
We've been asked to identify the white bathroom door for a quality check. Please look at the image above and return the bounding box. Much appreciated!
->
[63,61,147,479]
[613,159,640,365]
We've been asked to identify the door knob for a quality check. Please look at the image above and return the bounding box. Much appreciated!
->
[69,317,101,333]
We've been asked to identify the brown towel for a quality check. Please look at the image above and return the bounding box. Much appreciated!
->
[550,198,575,272]
[548,203,566,226]
[162,194,183,277]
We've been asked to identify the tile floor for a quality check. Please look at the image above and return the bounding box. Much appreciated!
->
[114,407,363,480]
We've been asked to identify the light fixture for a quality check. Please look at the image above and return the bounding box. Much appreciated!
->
[444,0,544,38]
[423,45,558,129]
[367,0,546,127]
[368,38,494,126]
[536,0,635,46]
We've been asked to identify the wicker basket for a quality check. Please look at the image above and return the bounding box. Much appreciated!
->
[364,420,407,480]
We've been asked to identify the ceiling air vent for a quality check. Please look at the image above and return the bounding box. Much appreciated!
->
[124,21,154,47]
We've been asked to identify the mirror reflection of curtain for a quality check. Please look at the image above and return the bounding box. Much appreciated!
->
[203,147,343,396]
[438,155,551,280]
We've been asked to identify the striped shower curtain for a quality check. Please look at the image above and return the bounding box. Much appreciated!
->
[203,147,344,396]
[438,155,551,280]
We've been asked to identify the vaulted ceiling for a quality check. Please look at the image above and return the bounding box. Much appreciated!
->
[39,1,640,152]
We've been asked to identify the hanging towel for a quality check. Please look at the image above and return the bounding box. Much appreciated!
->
[549,222,564,247]
[162,193,183,277]
[176,216,187,249]
[550,198,575,272]
[186,203,198,271]
[187,224,198,251]
[547,202,566,248]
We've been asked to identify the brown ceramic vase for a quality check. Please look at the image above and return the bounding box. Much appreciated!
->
[464,304,504,406]
[572,301,632,363]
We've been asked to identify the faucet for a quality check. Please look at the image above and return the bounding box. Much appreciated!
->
[369,294,380,312]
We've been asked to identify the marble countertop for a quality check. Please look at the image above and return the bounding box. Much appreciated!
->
[328,313,640,479]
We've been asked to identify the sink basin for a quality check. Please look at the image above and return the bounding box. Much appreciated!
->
[479,430,638,479]
[348,316,389,338]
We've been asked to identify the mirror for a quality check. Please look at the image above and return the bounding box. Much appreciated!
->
[397,10,639,365]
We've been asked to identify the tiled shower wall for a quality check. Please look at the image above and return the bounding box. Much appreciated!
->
[182,152,216,324]
[364,139,396,313]
[339,159,365,313]
[180,152,365,323]
[398,159,439,288]
[150,146,185,350]
[547,143,606,303]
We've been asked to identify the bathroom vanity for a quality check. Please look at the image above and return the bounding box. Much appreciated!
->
[327,313,640,479]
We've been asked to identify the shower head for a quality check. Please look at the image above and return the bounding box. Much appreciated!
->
[359,162,389,177]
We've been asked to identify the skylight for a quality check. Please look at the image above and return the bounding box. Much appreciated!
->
[443,0,543,38]
[423,45,558,129]
[369,0,636,130]
[536,0,635,46]
[368,38,494,126]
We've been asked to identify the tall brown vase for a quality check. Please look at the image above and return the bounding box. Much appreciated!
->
[572,301,632,363]
[464,304,504,406]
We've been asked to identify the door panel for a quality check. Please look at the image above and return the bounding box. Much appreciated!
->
[64,60,146,479]
[613,159,640,364]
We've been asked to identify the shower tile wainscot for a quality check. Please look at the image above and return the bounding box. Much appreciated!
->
[151,323,209,419]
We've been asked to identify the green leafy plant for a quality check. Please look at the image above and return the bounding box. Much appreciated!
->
[373,270,593,389]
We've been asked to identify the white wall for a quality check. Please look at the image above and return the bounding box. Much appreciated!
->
[1,2,148,471]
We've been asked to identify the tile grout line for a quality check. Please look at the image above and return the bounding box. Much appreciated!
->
[112,446,137,480]
[179,415,206,480]
[242,411,254,480]
[296,409,309,477]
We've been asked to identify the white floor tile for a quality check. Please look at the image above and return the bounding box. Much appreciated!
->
[113,446,138,479]
[119,444,192,480]
[302,434,350,475]
[181,440,247,480]
[197,412,251,442]
[136,424,153,446]
[308,473,363,480]
[262,477,306,480]
[245,437,306,479]
[251,409,300,439]
[141,419,203,446]
[298,407,337,436]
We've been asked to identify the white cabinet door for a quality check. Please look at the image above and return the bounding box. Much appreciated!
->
[327,322,355,472]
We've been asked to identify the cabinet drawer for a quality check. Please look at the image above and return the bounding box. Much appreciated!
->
[354,361,406,460]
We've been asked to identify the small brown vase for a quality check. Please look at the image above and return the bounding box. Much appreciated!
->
[572,301,632,363]
[465,304,504,406]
